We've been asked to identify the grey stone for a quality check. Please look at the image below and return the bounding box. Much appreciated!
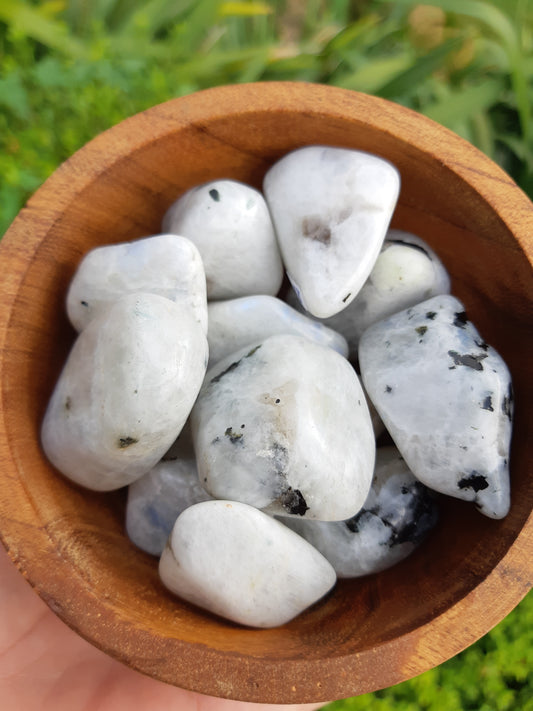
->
[280,446,439,577]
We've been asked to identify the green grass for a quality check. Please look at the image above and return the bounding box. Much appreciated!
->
[1,0,531,236]
[0,2,531,707]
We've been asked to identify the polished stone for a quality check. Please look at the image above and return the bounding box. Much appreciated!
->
[42,293,208,491]
[359,294,512,518]
[159,500,336,627]
[162,180,283,300]
[191,334,375,521]
[207,295,348,365]
[263,145,400,318]
[286,229,450,359]
[126,427,212,556]
[280,446,439,577]
[66,234,207,332]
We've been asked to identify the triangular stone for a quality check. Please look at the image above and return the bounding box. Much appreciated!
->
[264,146,400,318]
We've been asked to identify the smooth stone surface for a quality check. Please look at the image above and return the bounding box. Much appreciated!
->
[359,294,512,518]
[162,180,283,300]
[207,295,348,366]
[126,429,212,556]
[280,446,439,578]
[42,293,208,491]
[159,500,336,628]
[362,382,386,439]
[66,234,208,332]
[263,145,400,318]
[191,334,375,521]
[287,229,450,358]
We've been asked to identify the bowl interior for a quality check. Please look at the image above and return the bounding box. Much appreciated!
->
[0,83,531,704]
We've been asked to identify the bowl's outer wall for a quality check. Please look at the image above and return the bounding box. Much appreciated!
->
[0,82,532,704]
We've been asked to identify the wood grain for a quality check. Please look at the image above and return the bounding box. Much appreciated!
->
[0,82,532,704]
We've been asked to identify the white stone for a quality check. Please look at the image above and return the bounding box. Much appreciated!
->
[191,334,375,521]
[359,294,512,518]
[159,500,336,628]
[362,382,386,439]
[207,295,348,366]
[126,427,212,556]
[42,293,208,491]
[263,145,400,318]
[66,234,208,333]
[162,180,283,300]
[280,447,439,578]
[286,229,450,358]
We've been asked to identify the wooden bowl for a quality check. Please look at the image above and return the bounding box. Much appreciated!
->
[0,82,531,704]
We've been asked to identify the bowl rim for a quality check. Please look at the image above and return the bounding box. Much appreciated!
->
[0,81,532,703]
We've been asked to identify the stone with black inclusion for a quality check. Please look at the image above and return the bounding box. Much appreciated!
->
[359,294,512,519]
[191,334,376,521]
[280,447,439,577]
[285,228,451,360]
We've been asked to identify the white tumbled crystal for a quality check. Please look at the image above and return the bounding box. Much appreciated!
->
[191,334,375,521]
[159,500,336,628]
[263,145,400,318]
[207,295,348,366]
[126,427,212,556]
[42,293,208,491]
[287,229,450,358]
[359,294,512,518]
[162,180,283,300]
[66,234,208,332]
[280,447,439,578]
[362,382,386,439]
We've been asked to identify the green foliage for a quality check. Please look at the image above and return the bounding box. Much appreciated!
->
[1,0,531,235]
[0,3,531,707]
[325,592,533,711]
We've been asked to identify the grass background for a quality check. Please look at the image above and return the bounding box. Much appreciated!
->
[0,1,531,708]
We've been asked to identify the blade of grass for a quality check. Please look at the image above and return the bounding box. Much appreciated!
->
[423,78,505,126]
[378,35,463,99]
[326,15,382,52]
[179,0,222,53]
[382,0,531,144]
[470,110,495,158]
[497,134,533,171]
[63,0,120,33]
[0,0,86,57]
[113,0,197,37]
[218,2,273,17]
[169,45,273,83]
[336,53,414,92]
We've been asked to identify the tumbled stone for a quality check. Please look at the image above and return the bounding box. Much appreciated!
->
[191,334,375,521]
[359,294,512,518]
[287,229,450,358]
[162,180,283,300]
[159,500,336,628]
[263,145,400,318]
[362,382,386,439]
[126,426,212,556]
[280,446,438,577]
[42,293,208,491]
[66,234,207,332]
[207,295,348,366]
